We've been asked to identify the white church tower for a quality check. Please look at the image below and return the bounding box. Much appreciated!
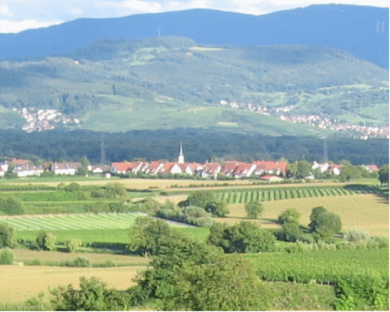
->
[178,142,185,164]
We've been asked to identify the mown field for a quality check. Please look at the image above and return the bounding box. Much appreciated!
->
[215,194,389,236]
[0,265,144,304]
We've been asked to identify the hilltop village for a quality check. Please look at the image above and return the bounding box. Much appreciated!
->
[0,145,380,181]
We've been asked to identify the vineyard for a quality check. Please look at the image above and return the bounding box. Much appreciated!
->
[245,248,389,284]
[213,185,383,204]
[0,213,142,231]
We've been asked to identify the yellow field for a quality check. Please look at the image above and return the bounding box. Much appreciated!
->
[0,265,145,304]
[215,194,389,237]
[13,249,150,266]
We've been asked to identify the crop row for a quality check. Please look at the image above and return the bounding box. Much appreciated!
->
[1,213,140,231]
[214,186,380,204]
[244,248,389,284]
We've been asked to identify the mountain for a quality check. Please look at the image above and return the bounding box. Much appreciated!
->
[0,37,387,135]
[0,4,388,68]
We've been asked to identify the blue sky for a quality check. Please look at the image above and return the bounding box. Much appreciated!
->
[0,0,388,33]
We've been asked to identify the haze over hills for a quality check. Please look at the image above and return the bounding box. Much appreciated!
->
[0,4,388,68]
[0,37,387,135]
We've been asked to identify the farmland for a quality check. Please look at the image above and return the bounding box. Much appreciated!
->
[0,265,144,304]
[215,194,389,236]
[245,248,389,283]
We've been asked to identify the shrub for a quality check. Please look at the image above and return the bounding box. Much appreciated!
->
[60,257,91,267]
[66,238,82,253]
[343,229,371,242]
[278,208,301,224]
[0,223,16,248]
[101,259,117,267]
[36,231,56,251]
[315,212,342,240]
[64,182,80,192]
[192,217,214,228]
[0,248,14,264]
[205,200,229,217]
[0,197,24,215]
[279,222,303,242]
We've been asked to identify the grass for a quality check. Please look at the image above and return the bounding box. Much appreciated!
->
[0,265,144,304]
[1,213,142,231]
[16,227,208,245]
[216,194,389,236]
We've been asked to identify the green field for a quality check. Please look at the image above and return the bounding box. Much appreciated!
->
[1,213,143,231]
[213,185,384,204]
[244,248,389,283]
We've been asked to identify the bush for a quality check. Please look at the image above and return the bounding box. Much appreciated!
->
[278,222,303,242]
[101,259,117,267]
[192,217,214,228]
[0,223,16,248]
[315,212,342,240]
[278,208,301,224]
[36,231,56,251]
[60,257,91,267]
[64,182,80,192]
[343,228,371,242]
[66,238,82,253]
[0,197,24,215]
[205,200,229,217]
[50,277,131,311]
[0,248,14,264]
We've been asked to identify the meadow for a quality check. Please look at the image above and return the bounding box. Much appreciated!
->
[215,194,389,236]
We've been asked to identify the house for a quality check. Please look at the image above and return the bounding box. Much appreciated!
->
[158,162,183,175]
[259,175,284,182]
[148,161,164,175]
[221,161,244,177]
[199,162,221,179]
[362,164,380,172]
[51,162,81,175]
[92,165,111,174]
[233,163,257,178]
[0,167,4,177]
[9,158,29,166]
[253,161,287,176]
[312,162,330,173]
[12,164,44,177]
[0,161,9,172]
[110,162,134,174]
[327,164,341,175]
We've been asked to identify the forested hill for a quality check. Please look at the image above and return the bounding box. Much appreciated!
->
[0,4,388,68]
[0,129,388,166]
[0,37,388,135]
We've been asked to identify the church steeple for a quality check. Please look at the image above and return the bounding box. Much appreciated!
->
[178,142,185,164]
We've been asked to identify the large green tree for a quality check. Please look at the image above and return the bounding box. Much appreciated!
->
[378,165,389,185]
[245,201,264,219]
[0,223,16,248]
[278,208,301,224]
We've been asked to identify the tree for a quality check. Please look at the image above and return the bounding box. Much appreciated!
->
[36,231,56,251]
[279,222,303,242]
[296,160,312,178]
[78,156,90,176]
[50,277,131,311]
[128,217,172,257]
[278,208,301,224]
[245,201,264,219]
[165,255,262,311]
[207,221,276,253]
[0,223,16,248]
[378,165,389,185]
[184,191,214,208]
[339,165,361,182]
[205,200,229,217]
[309,206,327,232]
[66,238,82,253]
[0,197,24,215]
[314,212,342,240]
[105,183,127,198]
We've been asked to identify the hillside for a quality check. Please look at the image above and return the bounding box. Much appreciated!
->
[0,37,387,135]
[0,4,388,68]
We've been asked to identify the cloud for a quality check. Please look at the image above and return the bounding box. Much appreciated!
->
[0,19,63,33]
[0,4,12,17]
[100,0,162,14]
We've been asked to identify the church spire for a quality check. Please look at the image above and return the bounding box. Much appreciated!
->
[178,142,185,164]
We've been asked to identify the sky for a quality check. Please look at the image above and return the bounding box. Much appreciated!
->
[0,0,388,33]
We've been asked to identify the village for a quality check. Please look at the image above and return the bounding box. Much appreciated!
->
[220,100,389,139]
[0,144,380,181]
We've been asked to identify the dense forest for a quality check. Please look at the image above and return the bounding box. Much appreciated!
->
[0,129,387,166]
